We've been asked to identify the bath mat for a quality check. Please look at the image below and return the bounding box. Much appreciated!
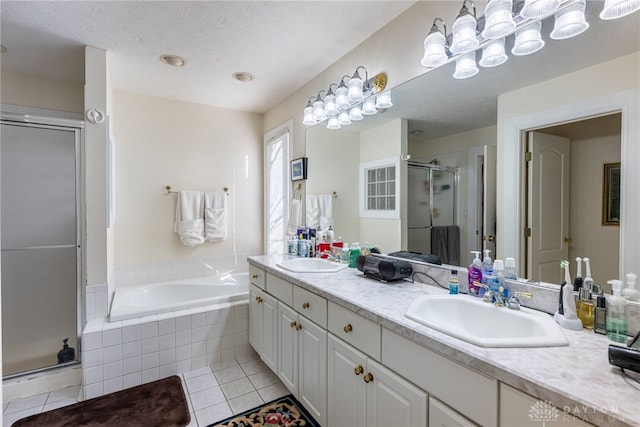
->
[12,375,190,427]
[209,394,319,427]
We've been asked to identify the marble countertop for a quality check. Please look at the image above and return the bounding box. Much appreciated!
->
[248,255,640,427]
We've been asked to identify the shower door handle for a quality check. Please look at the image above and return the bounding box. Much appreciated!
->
[1,244,77,252]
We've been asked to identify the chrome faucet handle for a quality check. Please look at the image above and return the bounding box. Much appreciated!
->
[481,284,506,306]
[507,291,533,310]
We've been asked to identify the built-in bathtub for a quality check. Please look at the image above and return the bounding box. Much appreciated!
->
[109,272,249,322]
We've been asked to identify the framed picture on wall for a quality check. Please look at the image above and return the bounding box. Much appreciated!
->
[602,162,621,226]
[291,157,308,181]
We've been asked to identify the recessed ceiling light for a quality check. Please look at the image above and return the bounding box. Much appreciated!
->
[232,72,255,82]
[410,129,424,136]
[1,45,7,54]
[159,54,186,67]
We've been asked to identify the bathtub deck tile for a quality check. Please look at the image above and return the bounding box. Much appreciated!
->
[158,311,176,321]
[121,317,141,327]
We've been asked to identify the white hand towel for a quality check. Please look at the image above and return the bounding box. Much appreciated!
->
[204,192,227,240]
[306,194,333,230]
[287,198,302,236]
[174,191,205,246]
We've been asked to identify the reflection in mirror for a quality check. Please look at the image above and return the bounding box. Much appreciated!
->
[305,4,639,284]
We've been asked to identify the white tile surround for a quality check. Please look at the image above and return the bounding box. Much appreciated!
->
[81,300,250,399]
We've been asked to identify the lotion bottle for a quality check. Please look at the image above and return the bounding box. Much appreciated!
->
[606,279,628,343]
[622,273,639,302]
[468,251,483,296]
[481,249,493,282]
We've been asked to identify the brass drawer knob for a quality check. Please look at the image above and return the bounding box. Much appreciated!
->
[252,274,258,280]
[290,321,297,328]
[302,302,310,309]
[295,323,302,331]
[363,373,374,383]
[354,365,364,376]
[255,296,263,303]
[343,323,353,333]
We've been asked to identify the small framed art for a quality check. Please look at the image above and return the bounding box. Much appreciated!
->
[291,157,308,181]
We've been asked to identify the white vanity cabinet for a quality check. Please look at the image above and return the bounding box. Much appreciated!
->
[327,302,428,427]
[249,284,278,371]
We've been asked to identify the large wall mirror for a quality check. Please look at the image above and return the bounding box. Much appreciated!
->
[305,5,640,286]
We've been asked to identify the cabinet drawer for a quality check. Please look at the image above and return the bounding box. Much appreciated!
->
[293,286,327,328]
[328,302,381,360]
[382,328,497,427]
[249,264,266,290]
[266,273,293,306]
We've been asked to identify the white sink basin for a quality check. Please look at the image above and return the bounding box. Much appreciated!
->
[277,258,348,273]
[405,294,568,348]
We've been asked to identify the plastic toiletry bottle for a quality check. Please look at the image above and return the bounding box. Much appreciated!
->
[468,251,483,296]
[449,270,459,295]
[622,272,639,302]
[594,295,607,335]
[577,286,594,330]
[504,258,517,280]
[481,249,493,282]
[341,243,349,263]
[326,226,335,244]
[606,279,628,343]
[493,259,505,289]
[348,242,360,268]
[573,257,583,291]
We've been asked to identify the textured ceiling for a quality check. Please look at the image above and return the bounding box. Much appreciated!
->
[0,1,415,113]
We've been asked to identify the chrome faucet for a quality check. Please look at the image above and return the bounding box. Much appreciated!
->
[481,283,506,306]
[320,251,341,262]
[507,292,533,310]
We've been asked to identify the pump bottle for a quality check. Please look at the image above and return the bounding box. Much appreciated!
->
[481,249,493,282]
[606,280,628,343]
[622,273,639,302]
[468,251,483,296]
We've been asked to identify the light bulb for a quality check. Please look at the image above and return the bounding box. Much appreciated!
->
[482,0,516,39]
[303,106,316,126]
[479,38,508,67]
[324,92,338,116]
[450,8,478,54]
[421,27,448,68]
[335,85,350,110]
[327,116,341,130]
[512,21,545,56]
[347,75,364,104]
[312,98,327,121]
[362,98,377,115]
[349,105,364,121]
[337,111,351,126]
[453,52,479,79]
[551,0,589,40]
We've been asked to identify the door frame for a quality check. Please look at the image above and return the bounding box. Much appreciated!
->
[1,108,85,376]
[500,88,639,280]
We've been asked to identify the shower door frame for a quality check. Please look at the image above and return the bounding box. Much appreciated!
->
[1,110,85,378]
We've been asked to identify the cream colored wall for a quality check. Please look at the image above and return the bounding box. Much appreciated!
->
[305,127,360,243]
[111,90,263,265]
[0,69,84,113]
[359,119,407,253]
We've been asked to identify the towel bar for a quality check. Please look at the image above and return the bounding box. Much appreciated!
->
[165,185,229,196]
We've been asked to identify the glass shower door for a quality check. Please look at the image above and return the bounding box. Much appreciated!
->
[1,122,79,376]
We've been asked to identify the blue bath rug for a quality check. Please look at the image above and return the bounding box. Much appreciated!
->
[209,394,320,427]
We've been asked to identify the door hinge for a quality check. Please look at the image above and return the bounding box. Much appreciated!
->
[525,227,532,238]
[525,152,532,162]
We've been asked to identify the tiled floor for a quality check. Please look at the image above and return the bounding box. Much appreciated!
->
[3,356,289,427]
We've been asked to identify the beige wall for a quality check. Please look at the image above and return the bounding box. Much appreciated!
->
[111,90,263,265]
[0,69,84,113]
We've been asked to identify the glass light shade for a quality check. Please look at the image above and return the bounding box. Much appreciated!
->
[375,91,393,109]
[347,76,364,104]
[324,93,338,116]
[326,116,341,130]
[482,0,516,39]
[335,85,350,110]
[479,38,508,67]
[421,31,448,68]
[519,0,561,19]
[337,111,351,126]
[600,0,640,19]
[362,98,377,115]
[512,21,545,56]
[303,106,316,125]
[312,99,327,121]
[551,0,589,40]
[453,52,479,79]
[450,13,479,54]
[349,105,364,121]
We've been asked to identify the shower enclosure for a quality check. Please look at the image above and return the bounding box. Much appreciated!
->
[407,161,459,265]
[1,114,82,377]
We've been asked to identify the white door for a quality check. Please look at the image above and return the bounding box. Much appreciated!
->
[249,285,263,353]
[366,358,428,427]
[483,145,497,257]
[260,292,278,372]
[527,132,570,283]
[277,303,298,395]
[327,334,367,427]
[298,317,327,426]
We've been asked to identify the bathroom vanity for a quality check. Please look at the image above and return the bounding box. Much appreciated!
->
[248,255,638,427]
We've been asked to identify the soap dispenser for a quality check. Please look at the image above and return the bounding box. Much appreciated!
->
[57,338,75,364]
[468,251,483,296]
[622,273,639,302]
[481,249,493,281]
[606,280,628,343]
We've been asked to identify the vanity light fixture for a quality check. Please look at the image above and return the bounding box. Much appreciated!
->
[550,0,589,40]
[600,0,640,19]
[421,18,449,68]
[519,0,562,19]
[450,0,480,55]
[512,21,545,56]
[479,38,508,67]
[454,52,480,79]
[482,0,516,39]
[302,67,391,129]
